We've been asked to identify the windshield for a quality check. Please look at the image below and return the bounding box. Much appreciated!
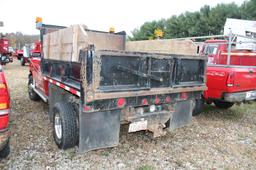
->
[204,44,218,55]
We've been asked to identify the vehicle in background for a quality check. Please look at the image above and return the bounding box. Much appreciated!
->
[0,38,13,65]
[8,47,15,55]
[29,41,41,59]
[28,19,207,152]
[196,34,256,113]
[16,49,23,60]
[19,41,41,66]
[0,65,10,158]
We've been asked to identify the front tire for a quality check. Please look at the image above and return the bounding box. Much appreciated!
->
[213,101,234,109]
[28,75,40,101]
[53,102,78,149]
[0,141,10,158]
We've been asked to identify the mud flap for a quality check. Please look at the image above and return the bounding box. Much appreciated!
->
[168,100,193,130]
[78,110,121,153]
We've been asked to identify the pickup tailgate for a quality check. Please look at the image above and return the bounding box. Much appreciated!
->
[85,50,206,102]
[206,65,256,98]
[232,67,256,92]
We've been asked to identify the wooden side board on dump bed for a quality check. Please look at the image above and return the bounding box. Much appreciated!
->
[126,39,198,56]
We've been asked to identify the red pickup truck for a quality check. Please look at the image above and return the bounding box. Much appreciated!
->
[0,65,10,158]
[197,39,256,111]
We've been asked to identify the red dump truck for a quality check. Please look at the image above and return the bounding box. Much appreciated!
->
[28,19,207,152]
[196,37,256,112]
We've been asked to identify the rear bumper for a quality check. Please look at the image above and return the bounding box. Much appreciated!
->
[224,90,256,102]
[0,129,10,151]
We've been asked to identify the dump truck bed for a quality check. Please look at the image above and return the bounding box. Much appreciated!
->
[41,24,207,103]
[42,49,207,103]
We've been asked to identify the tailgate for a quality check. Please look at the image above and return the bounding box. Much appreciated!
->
[84,50,206,101]
[232,67,256,92]
[207,65,256,94]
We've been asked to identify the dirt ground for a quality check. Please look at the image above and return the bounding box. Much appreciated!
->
[0,59,256,170]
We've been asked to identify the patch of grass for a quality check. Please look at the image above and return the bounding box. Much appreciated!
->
[65,149,76,159]
[138,165,155,170]
[26,155,35,161]
[175,160,183,167]
[102,149,112,157]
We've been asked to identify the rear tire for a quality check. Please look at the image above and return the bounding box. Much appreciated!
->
[0,141,10,158]
[28,75,40,101]
[53,102,78,149]
[193,98,204,116]
[213,101,234,109]
[21,58,25,66]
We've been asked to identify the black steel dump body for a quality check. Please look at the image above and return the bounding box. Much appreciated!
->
[42,49,206,152]
[39,24,207,152]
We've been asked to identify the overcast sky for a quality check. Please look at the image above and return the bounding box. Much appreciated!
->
[0,0,245,35]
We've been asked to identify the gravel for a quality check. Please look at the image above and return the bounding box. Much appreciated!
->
[0,59,256,169]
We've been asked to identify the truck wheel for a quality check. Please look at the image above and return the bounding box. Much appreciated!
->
[213,101,234,109]
[53,102,78,149]
[21,58,25,66]
[0,141,10,158]
[28,75,40,101]
[192,98,204,116]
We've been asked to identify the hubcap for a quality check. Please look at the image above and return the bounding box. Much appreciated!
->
[54,114,62,139]
[28,83,34,95]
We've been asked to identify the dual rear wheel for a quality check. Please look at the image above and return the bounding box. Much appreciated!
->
[52,102,78,149]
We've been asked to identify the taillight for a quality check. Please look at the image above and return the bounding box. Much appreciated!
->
[226,72,235,87]
[83,105,92,112]
[165,96,171,103]
[0,83,10,110]
[141,98,148,105]
[180,92,188,100]
[117,98,126,108]
[154,97,160,104]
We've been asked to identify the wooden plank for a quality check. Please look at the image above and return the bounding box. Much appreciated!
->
[126,39,199,56]
[43,25,125,62]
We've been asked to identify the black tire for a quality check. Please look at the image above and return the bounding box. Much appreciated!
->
[193,98,204,116]
[21,58,25,66]
[213,101,234,109]
[0,141,10,158]
[28,75,40,101]
[53,102,78,149]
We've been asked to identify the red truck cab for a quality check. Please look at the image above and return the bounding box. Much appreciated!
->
[0,38,9,55]
[201,39,256,109]
[21,41,41,66]
[0,38,13,65]
[0,65,10,158]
